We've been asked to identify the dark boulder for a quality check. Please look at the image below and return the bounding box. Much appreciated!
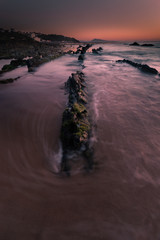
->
[92,49,99,54]
[129,42,140,46]
[141,43,154,47]
[10,58,26,67]
[26,56,49,72]
[92,46,103,54]
[97,47,103,51]
[1,58,27,73]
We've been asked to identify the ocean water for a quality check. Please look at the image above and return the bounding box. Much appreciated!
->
[0,42,160,240]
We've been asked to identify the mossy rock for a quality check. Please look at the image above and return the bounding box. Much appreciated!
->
[60,71,93,173]
[74,123,90,139]
[61,106,90,150]
[72,103,87,115]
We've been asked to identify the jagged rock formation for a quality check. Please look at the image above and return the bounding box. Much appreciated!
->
[92,47,103,54]
[60,71,93,175]
[129,42,140,46]
[78,44,92,61]
[116,59,159,75]
[60,44,103,174]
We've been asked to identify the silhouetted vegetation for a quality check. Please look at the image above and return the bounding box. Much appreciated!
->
[37,33,79,43]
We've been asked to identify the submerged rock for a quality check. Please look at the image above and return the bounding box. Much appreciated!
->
[141,43,154,47]
[0,76,20,84]
[116,59,158,75]
[129,42,154,47]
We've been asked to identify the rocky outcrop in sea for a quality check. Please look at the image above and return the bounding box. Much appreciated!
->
[60,71,93,175]
[92,47,103,54]
[129,42,154,47]
[78,44,92,61]
[116,59,159,75]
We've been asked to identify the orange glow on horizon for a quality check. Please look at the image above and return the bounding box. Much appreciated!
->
[1,0,160,42]
[68,27,160,41]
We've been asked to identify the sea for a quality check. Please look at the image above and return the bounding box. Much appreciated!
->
[0,41,160,240]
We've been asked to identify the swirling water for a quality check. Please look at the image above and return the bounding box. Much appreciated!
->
[0,42,160,239]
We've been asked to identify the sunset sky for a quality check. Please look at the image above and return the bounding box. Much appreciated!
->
[0,0,160,41]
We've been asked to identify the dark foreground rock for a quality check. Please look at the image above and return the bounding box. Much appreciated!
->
[26,56,52,72]
[0,54,64,75]
[116,59,159,75]
[0,76,20,84]
[60,71,93,175]
[27,54,63,72]
[0,59,27,74]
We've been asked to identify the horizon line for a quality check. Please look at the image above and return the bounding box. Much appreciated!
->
[1,27,160,42]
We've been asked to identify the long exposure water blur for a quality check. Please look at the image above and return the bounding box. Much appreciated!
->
[0,42,160,240]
